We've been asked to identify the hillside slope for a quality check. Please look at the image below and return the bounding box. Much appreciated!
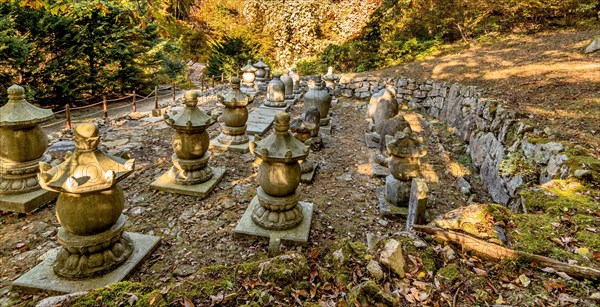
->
[353,27,600,155]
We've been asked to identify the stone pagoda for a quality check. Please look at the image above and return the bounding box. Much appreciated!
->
[14,123,160,293]
[321,66,339,94]
[234,112,314,255]
[290,107,322,183]
[263,73,287,108]
[280,69,294,101]
[241,60,257,95]
[150,91,225,198]
[304,77,332,134]
[378,129,427,219]
[210,77,254,153]
[0,84,56,213]
[289,68,301,95]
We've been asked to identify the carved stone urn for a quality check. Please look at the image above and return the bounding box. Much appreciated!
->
[151,91,225,198]
[211,77,254,153]
[37,123,135,279]
[321,66,339,94]
[264,73,286,108]
[304,78,332,126]
[0,84,56,213]
[384,130,427,207]
[280,69,294,99]
[241,60,257,95]
[249,112,310,230]
[253,58,268,81]
[289,68,300,94]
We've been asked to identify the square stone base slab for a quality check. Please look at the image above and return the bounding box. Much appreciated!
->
[320,122,333,135]
[150,167,226,198]
[234,198,314,247]
[13,232,160,294]
[260,104,290,112]
[377,187,408,218]
[301,164,319,183]
[210,139,250,153]
[0,189,58,213]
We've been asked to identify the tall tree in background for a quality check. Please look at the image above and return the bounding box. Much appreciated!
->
[0,0,186,106]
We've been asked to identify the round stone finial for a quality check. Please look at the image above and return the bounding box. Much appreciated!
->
[7,84,25,101]
[283,69,289,75]
[291,68,297,72]
[231,77,241,88]
[184,91,198,107]
[273,72,281,79]
[274,112,290,133]
[74,123,99,139]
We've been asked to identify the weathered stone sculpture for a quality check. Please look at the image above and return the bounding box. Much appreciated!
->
[264,73,286,108]
[241,60,257,95]
[280,69,294,100]
[234,112,314,255]
[13,123,160,292]
[254,58,268,81]
[290,107,322,182]
[211,77,254,153]
[289,68,301,95]
[378,129,427,217]
[151,91,225,198]
[366,86,398,147]
[321,66,339,94]
[304,77,332,133]
[0,84,56,213]
[38,124,135,278]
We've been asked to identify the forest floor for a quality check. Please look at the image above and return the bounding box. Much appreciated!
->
[0,27,599,306]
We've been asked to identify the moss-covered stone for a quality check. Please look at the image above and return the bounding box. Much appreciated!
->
[521,179,598,214]
[437,263,460,283]
[347,280,398,306]
[70,282,166,306]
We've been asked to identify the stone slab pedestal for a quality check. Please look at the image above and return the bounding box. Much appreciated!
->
[301,163,319,183]
[13,232,160,294]
[0,189,57,213]
[377,187,408,218]
[286,97,298,107]
[150,167,225,198]
[320,121,333,135]
[210,139,250,153]
[406,178,428,230]
[234,198,313,247]
[247,105,291,136]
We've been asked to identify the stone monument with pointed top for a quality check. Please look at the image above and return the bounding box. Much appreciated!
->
[234,112,314,255]
[0,84,57,213]
[150,91,225,198]
[210,77,254,153]
[13,123,160,293]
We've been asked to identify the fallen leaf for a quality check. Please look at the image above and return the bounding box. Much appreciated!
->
[473,267,487,276]
[518,274,531,287]
[543,281,567,293]
[556,271,573,281]
[541,267,556,273]
[183,297,195,307]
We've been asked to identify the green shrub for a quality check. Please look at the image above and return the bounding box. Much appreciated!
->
[206,35,259,79]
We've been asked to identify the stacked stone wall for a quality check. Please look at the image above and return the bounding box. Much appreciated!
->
[333,75,574,210]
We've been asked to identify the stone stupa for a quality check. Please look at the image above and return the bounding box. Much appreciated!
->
[14,123,160,293]
[0,84,56,213]
[234,112,314,255]
[150,91,225,198]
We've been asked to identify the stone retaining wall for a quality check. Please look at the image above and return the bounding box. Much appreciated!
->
[335,75,577,210]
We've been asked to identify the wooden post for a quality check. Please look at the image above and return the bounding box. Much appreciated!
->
[154,86,159,110]
[201,77,204,91]
[132,91,137,112]
[221,73,224,83]
[65,104,72,130]
[212,76,215,88]
[172,82,176,102]
[103,96,108,121]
